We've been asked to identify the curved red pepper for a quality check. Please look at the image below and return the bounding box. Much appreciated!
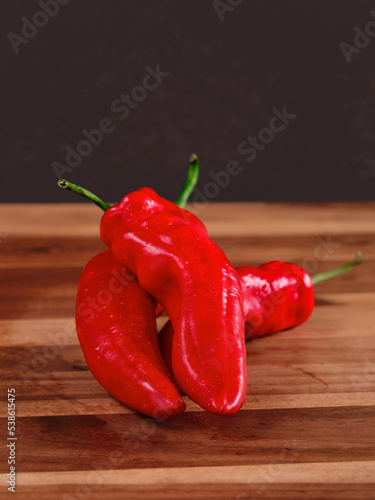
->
[76,249,185,420]
[100,187,247,415]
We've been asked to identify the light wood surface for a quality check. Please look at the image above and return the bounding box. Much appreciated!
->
[1,202,374,499]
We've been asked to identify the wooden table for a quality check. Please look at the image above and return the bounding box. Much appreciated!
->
[1,202,375,499]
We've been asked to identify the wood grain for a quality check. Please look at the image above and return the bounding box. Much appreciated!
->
[1,202,374,499]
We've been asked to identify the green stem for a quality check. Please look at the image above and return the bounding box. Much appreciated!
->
[175,154,200,208]
[311,252,364,286]
[58,153,199,211]
[57,179,110,212]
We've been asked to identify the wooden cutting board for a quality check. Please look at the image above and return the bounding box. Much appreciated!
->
[1,202,375,499]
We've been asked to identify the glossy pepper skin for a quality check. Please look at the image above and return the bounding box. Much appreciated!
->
[100,187,247,415]
[76,249,185,420]
[158,261,314,370]
[237,261,314,340]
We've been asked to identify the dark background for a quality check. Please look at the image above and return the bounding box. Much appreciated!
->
[2,0,375,203]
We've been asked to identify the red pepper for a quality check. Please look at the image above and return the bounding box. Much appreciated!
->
[76,249,185,420]
[159,256,362,369]
[99,187,247,415]
[239,255,362,339]
[59,178,247,415]
[238,261,314,340]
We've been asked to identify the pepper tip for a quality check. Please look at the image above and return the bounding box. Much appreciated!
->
[355,251,364,263]
[189,153,198,164]
[57,179,68,189]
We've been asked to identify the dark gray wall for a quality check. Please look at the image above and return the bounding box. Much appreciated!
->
[2,1,375,203]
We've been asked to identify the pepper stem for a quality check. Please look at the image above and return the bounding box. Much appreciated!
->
[311,252,364,285]
[175,154,200,208]
[57,179,110,212]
